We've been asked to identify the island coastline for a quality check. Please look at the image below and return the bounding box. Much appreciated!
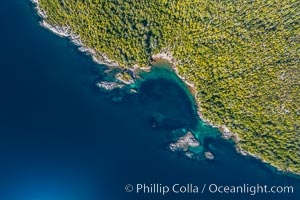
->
[31,0,299,177]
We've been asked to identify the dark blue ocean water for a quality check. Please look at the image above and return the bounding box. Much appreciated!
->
[0,1,299,200]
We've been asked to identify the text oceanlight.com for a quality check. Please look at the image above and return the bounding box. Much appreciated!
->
[124,183,294,196]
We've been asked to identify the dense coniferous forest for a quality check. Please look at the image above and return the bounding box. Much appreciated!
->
[37,0,300,174]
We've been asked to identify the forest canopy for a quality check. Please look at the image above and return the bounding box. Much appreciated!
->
[37,0,300,174]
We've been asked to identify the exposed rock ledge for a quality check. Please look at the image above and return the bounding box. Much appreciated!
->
[32,0,119,68]
[205,151,215,160]
[169,131,200,151]
[169,131,204,160]
[32,0,295,175]
[96,81,124,91]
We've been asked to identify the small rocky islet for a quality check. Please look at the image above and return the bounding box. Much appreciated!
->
[33,0,300,174]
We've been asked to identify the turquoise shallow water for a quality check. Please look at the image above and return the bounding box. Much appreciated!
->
[0,1,299,200]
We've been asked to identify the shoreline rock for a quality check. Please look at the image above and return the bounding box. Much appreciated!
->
[152,51,197,95]
[115,72,135,85]
[205,151,214,160]
[169,131,200,152]
[32,0,296,175]
[96,81,124,91]
[32,0,120,68]
[31,0,47,18]
[150,52,294,174]
[169,131,203,160]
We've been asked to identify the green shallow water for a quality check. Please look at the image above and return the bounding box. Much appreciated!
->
[108,59,299,176]
[135,61,223,141]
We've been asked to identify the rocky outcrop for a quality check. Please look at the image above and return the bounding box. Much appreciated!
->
[169,131,203,159]
[205,151,214,160]
[169,132,200,151]
[96,81,124,91]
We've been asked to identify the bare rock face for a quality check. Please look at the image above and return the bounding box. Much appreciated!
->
[96,81,124,91]
[169,131,200,152]
[169,131,204,160]
[205,151,214,160]
[115,71,135,85]
[220,126,234,139]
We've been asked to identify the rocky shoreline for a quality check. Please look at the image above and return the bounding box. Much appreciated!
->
[169,130,215,161]
[147,53,295,174]
[32,0,294,175]
[32,0,119,68]
[153,53,295,174]
[151,52,242,142]
[96,81,124,91]
[169,131,203,160]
